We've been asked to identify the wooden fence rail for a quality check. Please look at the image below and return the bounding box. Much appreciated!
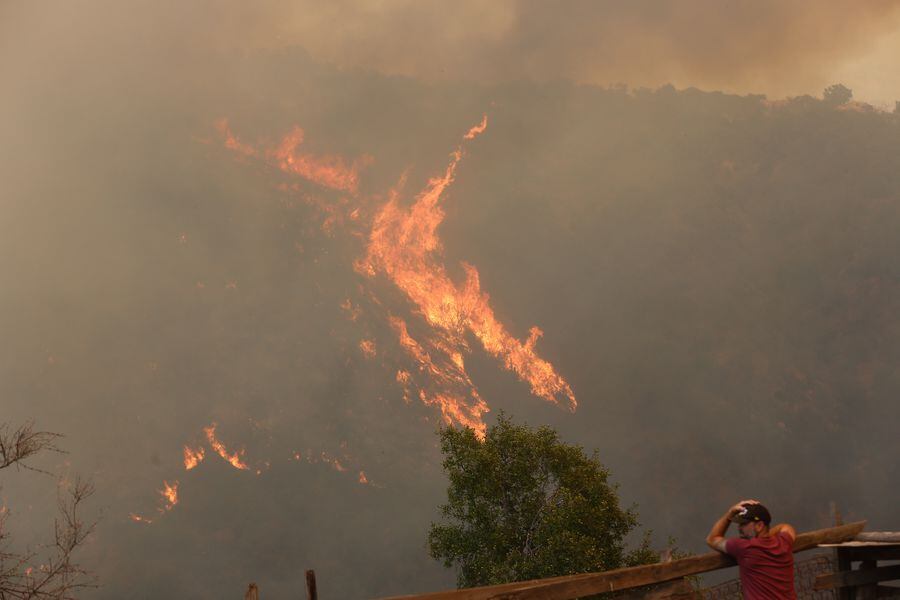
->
[377,521,866,600]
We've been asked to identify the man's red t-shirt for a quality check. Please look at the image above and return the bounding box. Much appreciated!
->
[725,532,796,600]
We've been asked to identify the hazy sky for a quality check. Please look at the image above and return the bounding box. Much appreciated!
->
[246,0,900,107]
[5,1,900,105]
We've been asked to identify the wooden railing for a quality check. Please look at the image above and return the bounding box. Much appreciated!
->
[378,521,866,600]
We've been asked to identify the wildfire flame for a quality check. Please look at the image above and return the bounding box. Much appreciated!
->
[183,445,205,470]
[215,119,369,194]
[204,423,250,470]
[390,316,488,433]
[464,114,488,139]
[268,126,369,194]
[218,114,576,437]
[161,480,179,511]
[357,117,575,434]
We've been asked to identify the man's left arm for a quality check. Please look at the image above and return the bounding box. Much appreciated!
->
[706,502,744,553]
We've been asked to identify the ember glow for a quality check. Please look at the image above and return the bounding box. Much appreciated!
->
[359,339,376,358]
[203,423,250,471]
[219,115,576,436]
[129,513,152,524]
[268,126,369,194]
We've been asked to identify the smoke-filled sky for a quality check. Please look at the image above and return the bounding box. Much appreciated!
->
[2,2,900,599]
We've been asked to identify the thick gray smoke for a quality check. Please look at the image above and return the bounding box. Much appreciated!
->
[2,2,900,598]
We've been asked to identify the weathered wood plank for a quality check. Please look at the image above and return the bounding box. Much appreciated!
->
[814,565,900,590]
[849,547,900,562]
[875,584,900,598]
[857,533,900,543]
[616,577,696,600]
[377,521,865,600]
[835,546,853,600]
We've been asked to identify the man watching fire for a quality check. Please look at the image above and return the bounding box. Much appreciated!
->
[706,499,797,600]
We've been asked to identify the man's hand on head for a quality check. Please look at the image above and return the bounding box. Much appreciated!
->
[729,499,760,518]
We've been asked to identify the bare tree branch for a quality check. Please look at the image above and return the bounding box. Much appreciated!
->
[0,422,64,474]
[0,422,97,599]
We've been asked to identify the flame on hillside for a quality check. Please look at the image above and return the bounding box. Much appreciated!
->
[183,445,205,470]
[357,117,575,435]
[217,115,576,437]
[214,119,370,194]
[161,480,179,511]
[269,126,370,193]
[204,423,250,471]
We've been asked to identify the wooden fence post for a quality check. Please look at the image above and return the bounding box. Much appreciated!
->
[306,569,318,600]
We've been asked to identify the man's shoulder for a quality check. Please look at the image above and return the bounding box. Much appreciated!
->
[726,533,793,557]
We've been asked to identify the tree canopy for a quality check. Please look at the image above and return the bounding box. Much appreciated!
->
[428,414,655,588]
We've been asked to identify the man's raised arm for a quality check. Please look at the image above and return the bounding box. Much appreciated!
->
[706,499,759,553]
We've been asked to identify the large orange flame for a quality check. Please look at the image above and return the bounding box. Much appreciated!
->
[218,115,576,437]
[357,118,575,434]
[203,423,250,471]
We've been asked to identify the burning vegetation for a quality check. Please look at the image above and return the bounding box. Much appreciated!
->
[215,115,576,438]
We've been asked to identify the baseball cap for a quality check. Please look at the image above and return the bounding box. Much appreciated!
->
[730,503,771,525]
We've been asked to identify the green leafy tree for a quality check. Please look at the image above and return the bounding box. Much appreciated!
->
[428,414,656,588]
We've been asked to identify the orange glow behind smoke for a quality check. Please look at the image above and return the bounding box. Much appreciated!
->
[204,423,250,470]
[183,445,205,470]
[218,114,576,436]
[214,119,256,157]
